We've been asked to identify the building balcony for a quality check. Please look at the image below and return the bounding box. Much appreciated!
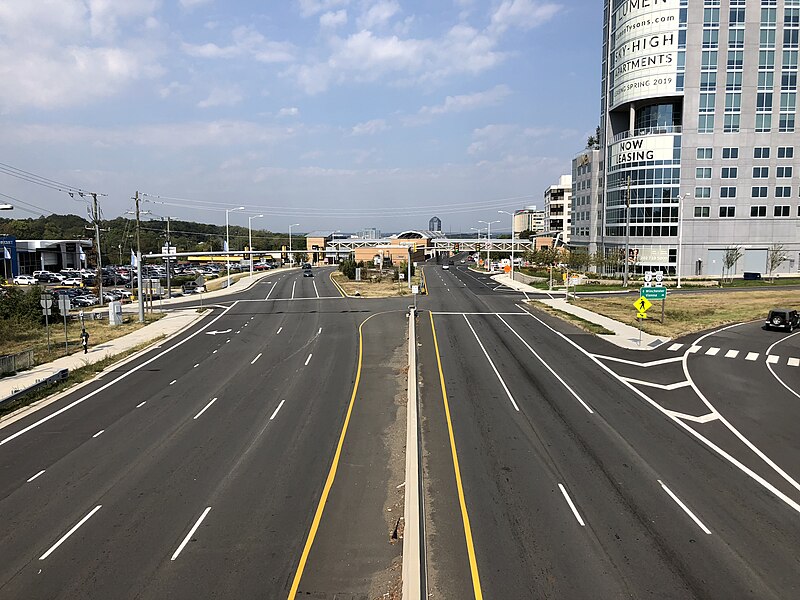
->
[611,125,682,144]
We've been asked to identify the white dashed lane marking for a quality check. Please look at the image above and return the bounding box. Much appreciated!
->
[725,350,739,359]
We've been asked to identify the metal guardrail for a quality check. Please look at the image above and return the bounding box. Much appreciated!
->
[0,350,35,377]
[0,368,69,408]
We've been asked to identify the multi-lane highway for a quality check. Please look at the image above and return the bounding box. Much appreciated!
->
[1,259,799,598]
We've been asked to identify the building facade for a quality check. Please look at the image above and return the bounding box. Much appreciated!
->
[513,206,546,237]
[570,148,603,257]
[429,216,442,232]
[544,175,573,243]
[602,0,800,277]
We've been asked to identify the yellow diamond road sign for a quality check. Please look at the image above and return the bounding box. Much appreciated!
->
[634,296,653,313]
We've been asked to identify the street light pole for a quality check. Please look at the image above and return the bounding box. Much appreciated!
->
[479,219,500,272]
[248,214,263,279]
[499,210,515,281]
[288,223,300,267]
[676,192,691,288]
[226,206,245,289]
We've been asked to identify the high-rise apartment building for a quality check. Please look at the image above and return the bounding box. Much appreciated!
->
[601,0,800,277]
[570,148,603,257]
[513,206,546,236]
[545,175,573,243]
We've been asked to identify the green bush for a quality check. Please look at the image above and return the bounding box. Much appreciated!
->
[339,258,357,280]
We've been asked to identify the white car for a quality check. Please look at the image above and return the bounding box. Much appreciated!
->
[13,275,37,285]
[62,277,83,286]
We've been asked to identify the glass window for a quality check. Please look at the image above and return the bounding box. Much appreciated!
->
[780,113,796,132]
[696,167,712,179]
[636,103,681,130]
[750,205,768,217]
[702,51,718,69]
[729,28,745,49]
[782,72,797,91]
[698,114,715,133]
[720,186,737,198]
[780,92,797,111]
[727,71,743,90]
[761,8,777,26]
[696,148,713,159]
[778,146,794,158]
[705,7,721,26]
[761,27,777,48]
[703,29,719,48]
[719,206,736,218]
[757,92,773,111]
[730,7,745,24]
[783,50,799,70]
[751,187,769,198]
[695,186,711,198]
[777,166,793,177]
[754,147,771,159]
[753,166,770,178]
[722,147,739,159]
[774,205,790,217]
[758,71,774,90]
[756,113,773,132]
[701,72,717,91]
[694,206,711,218]
[699,93,716,113]
[721,167,738,178]
[725,93,741,111]
[776,186,792,197]
[728,50,744,69]
[724,114,741,132]
[759,50,775,69]
[785,29,800,49]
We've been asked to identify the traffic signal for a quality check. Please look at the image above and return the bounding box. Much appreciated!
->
[454,243,460,252]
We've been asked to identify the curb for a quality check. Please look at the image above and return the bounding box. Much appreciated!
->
[402,307,425,599]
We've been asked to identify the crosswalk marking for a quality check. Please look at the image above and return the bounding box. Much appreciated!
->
[705,347,720,356]
[665,343,800,366]
[767,355,779,364]
[745,352,759,361]
[725,349,739,359]
[789,358,800,367]
[688,346,701,353]
[668,343,684,351]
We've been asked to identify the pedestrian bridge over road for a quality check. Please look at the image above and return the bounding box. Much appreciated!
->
[328,238,535,253]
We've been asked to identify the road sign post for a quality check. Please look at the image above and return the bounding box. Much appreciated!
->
[40,293,53,353]
[58,295,71,353]
[640,286,667,323]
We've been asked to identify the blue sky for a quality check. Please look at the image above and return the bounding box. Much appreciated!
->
[0,0,602,234]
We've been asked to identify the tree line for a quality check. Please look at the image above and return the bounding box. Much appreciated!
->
[0,214,307,265]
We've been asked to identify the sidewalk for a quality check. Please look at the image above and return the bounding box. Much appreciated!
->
[0,309,205,404]
[491,272,542,293]
[537,298,670,350]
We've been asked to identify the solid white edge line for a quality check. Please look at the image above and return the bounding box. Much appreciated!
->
[313,279,320,298]
[765,330,800,401]
[305,353,313,366]
[269,399,286,420]
[516,304,800,516]
[193,397,217,420]
[558,483,585,527]
[251,353,262,365]
[27,469,45,482]
[658,480,712,535]
[40,505,102,560]
[265,281,277,301]
[171,506,212,561]
[497,315,594,414]
[462,315,520,411]
[92,430,104,438]
[1,302,240,447]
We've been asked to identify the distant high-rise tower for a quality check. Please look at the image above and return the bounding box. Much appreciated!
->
[429,216,442,232]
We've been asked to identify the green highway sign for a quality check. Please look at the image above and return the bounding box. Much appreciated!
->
[640,286,667,301]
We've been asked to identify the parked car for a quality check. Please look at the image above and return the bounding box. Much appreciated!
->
[72,295,98,307]
[62,277,83,286]
[765,308,799,331]
[13,275,37,285]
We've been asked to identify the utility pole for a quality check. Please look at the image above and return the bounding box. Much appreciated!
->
[165,216,172,299]
[135,191,144,323]
[91,193,105,307]
[623,175,631,287]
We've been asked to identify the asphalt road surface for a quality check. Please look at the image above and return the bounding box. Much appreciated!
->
[2,261,799,599]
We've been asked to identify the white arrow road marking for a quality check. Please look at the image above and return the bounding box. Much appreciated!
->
[205,329,232,336]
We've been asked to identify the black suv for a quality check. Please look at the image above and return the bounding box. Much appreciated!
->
[765,308,799,331]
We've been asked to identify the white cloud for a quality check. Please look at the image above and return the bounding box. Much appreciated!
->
[0,0,164,112]
[356,1,400,30]
[180,0,213,10]
[297,0,350,18]
[490,0,562,34]
[277,107,300,117]
[159,81,190,98]
[320,9,347,29]
[351,119,388,136]
[290,24,506,94]
[197,86,243,108]
[409,85,511,125]
[182,26,295,63]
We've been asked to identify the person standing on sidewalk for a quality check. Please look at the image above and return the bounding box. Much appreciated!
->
[80,329,89,354]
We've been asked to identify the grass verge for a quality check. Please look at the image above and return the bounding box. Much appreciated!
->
[0,336,165,418]
[534,303,615,335]
[331,271,421,298]
[572,290,800,338]
[1,313,165,369]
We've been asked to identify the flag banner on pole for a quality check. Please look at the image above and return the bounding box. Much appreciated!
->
[131,249,137,267]
[79,249,86,261]
[224,240,229,252]
[3,247,9,260]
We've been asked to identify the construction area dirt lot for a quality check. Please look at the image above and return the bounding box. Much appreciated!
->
[331,271,421,298]
[572,290,800,338]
